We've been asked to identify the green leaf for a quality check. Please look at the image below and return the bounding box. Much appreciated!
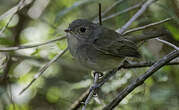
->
[165,24,179,41]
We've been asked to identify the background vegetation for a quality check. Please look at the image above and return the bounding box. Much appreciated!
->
[0,0,179,110]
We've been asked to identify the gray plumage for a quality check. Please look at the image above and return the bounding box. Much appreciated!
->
[65,19,140,71]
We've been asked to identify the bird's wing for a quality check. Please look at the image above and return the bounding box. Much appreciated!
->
[93,28,140,58]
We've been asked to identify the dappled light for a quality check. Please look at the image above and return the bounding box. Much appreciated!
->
[0,0,179,110]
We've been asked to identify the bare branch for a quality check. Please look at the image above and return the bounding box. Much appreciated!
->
[19,48,68,95]
[121,60,179,68]
[102,2,142,22]
[0,0,32,21]
[117,0,156,34]
[155,38,179,51]
[0,0,31,35]
[125,29,171,43]
[93,0,124,22]
[13,53,49,62]
[101,0,124,17]
[0,36,66,52]
[98,3,102,25]
[68,60,179,110]
[81,73,99,110]
[123,18,172,35]
[68,89,90,110]
[102,50,179,110]
[0,13,16,35]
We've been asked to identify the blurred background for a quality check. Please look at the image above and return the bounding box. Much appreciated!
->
[0,0,179,110]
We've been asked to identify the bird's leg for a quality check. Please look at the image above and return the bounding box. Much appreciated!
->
[89,71,102,93]
[93,71,104,78]
[81,71,101,110]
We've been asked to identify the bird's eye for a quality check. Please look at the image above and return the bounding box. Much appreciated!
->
[79,27,86,33]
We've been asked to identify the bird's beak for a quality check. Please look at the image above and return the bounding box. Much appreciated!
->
[64,28,72,32]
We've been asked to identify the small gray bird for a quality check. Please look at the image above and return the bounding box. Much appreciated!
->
[65,19,140,72]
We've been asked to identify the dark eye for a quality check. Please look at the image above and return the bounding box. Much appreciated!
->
[79,27,86,33]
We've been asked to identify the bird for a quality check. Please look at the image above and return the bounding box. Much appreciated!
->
[65,19,141,72]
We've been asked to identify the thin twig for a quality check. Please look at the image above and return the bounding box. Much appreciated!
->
[0,13,16,35]
[102,2,142,22]
[125,29,169,43]
[155,38,179,51]
[13,53,49,62]
[97,59,179,89]
[102,50,179,110]
[68,59,179,110]
[122,60,179,68]
[123,18,173,35]
[0,0,26,35]
[0,36,66,52]
[0,0,32,21]
[102,0,124,17]
[117,0,156,34]
[81,73,99,110]
[93,0,124,22]
[98,3,102,25]
[68,89,90,110]
[19,48,68,95]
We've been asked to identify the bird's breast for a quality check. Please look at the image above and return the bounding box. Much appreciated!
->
[67,34,80,58]
[67,35,122,71]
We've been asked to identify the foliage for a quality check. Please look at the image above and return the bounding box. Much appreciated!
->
[0,0,179,110]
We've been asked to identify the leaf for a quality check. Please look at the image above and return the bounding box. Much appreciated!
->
[165,24,179,41]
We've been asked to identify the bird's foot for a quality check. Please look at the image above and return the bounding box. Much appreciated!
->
[93,71,103,78]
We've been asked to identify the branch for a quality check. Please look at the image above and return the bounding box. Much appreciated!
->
[125,29,170,43]
[0,0,32,21]
[68,89,90,110]
[101,0,124,17]
[19,48,68,95]
[68,60,179,110]
[98,3,102,25]
[0,0,30,35]
[93,0,124,22]
[102,50,179,110]
[117,0,156,34]
[121,60,179,68]
[81,73,99,110]
[102,2,142,22]
[0,2,33,108]
[0,36,66,52]
[155,38,179,51]
[13,53,49,62]
[123,17,173,35]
